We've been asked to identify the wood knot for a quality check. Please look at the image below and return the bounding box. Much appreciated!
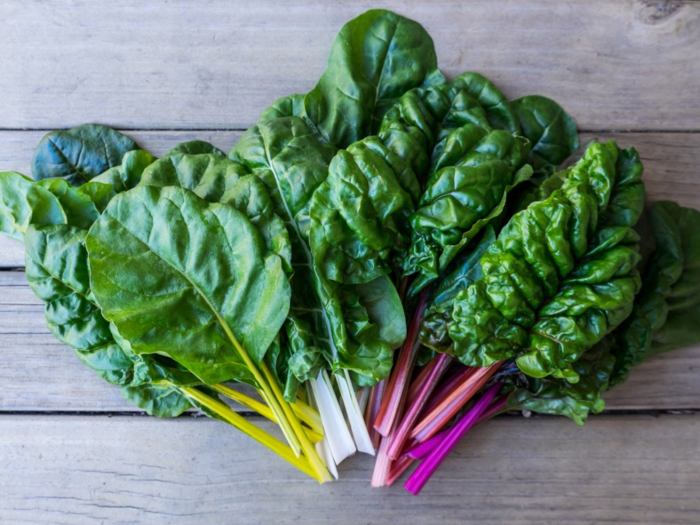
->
[637,0,683,24]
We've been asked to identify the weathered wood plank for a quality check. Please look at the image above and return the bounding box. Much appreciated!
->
[1,270,698,412]
[1,1,699,130]
[1,414,698,524]
[2,130,699,267]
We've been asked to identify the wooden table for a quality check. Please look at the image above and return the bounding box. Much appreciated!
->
[1,1,699,523]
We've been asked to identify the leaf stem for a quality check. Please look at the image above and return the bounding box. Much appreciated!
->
[409,362,502,443]
[261,361,332,482]
[404,382,502,495]
[178,385,320,481]
[373,291,429,436]
[212,384,323,443]
[386,353,451,460]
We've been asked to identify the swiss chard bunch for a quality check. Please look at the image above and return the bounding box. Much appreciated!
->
[1,8,699,492]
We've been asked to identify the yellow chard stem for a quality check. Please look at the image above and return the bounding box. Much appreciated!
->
[212,384,323,443]
[260,361,331,483]
[291,399,324,434]
[179,386,320,481]
[216,319,302,457]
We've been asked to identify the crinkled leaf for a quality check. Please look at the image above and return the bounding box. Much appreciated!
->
[509,342,614,425]
[141,152,248,202]
[233,116,406,384]
[407,129,533,293]
[309,136,415,284]
[449,142,645,382]
[511,95,579,173]
[140,153,292,274]
[420,227,496,352]
[32,124,138,184]
[86,185,289,384]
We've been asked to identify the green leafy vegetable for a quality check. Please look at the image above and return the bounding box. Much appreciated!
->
[85,185,290,384]
[0,171,65,239]
[511,95,579,173]
[32,124,139,184]
[303,8,443,147]
[449,141,645,382]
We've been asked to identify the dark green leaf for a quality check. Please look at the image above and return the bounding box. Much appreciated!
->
[511,95,579,172]
[32,124,138,184]
[303,9,443,147]
[449,142,645,382]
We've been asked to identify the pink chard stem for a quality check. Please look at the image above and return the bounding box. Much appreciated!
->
[404,382,502,496]
[373,291,429,436]
[410,362,502,443]
[404,394,510,460]
[364,380,387,450]
[386,353,452,460]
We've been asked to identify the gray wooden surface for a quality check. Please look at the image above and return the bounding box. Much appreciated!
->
[1,1,699,524]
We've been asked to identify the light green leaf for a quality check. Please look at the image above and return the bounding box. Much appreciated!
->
[86,185,290,384]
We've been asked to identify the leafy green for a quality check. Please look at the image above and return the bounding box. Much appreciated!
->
[511,95,579,173]
[231,116,406,385]
[303,9,443,147]
[85,185,290,384]
[0,171,66,239]
[420,227,496,352]
[32,124,139,184]
[309,136,416,285]
[509,342,615,425]
[511,202,700,422]
[449,141,645,382]
[610,201,700,384]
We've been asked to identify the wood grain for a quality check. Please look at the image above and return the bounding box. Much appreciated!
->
[1,414,698,524]
[2,130,699,268]
[0,1,698,130]
[1,269,697,412]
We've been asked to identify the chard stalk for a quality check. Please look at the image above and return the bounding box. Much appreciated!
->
[373,292,429,436]
[310,369,357,464]
[178,385,321,482]
[409,362,501,443]
[212,384,323,443]
[386,353,451,460]
[404,383,502,495]
[336,370,375,455]
[405,394,509,460]
[364,380,386,449]
[260,361,332,482]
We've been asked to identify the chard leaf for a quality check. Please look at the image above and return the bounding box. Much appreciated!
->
[511,95,579,173]
[232,117,406,384]
[32,124,138,184]
[122,383,193,418]
[610,201,700,383]
[141,152,248,202]
[164,140,225,157]
[420,227,496,352]
[140,152,292,275]
[309,136,415,284]
[509,342,614,425]
[449,142,645,382]
[304,9,443,147]
[86,185,290,385]
[33,178,100,229]
[0,171,66,239]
